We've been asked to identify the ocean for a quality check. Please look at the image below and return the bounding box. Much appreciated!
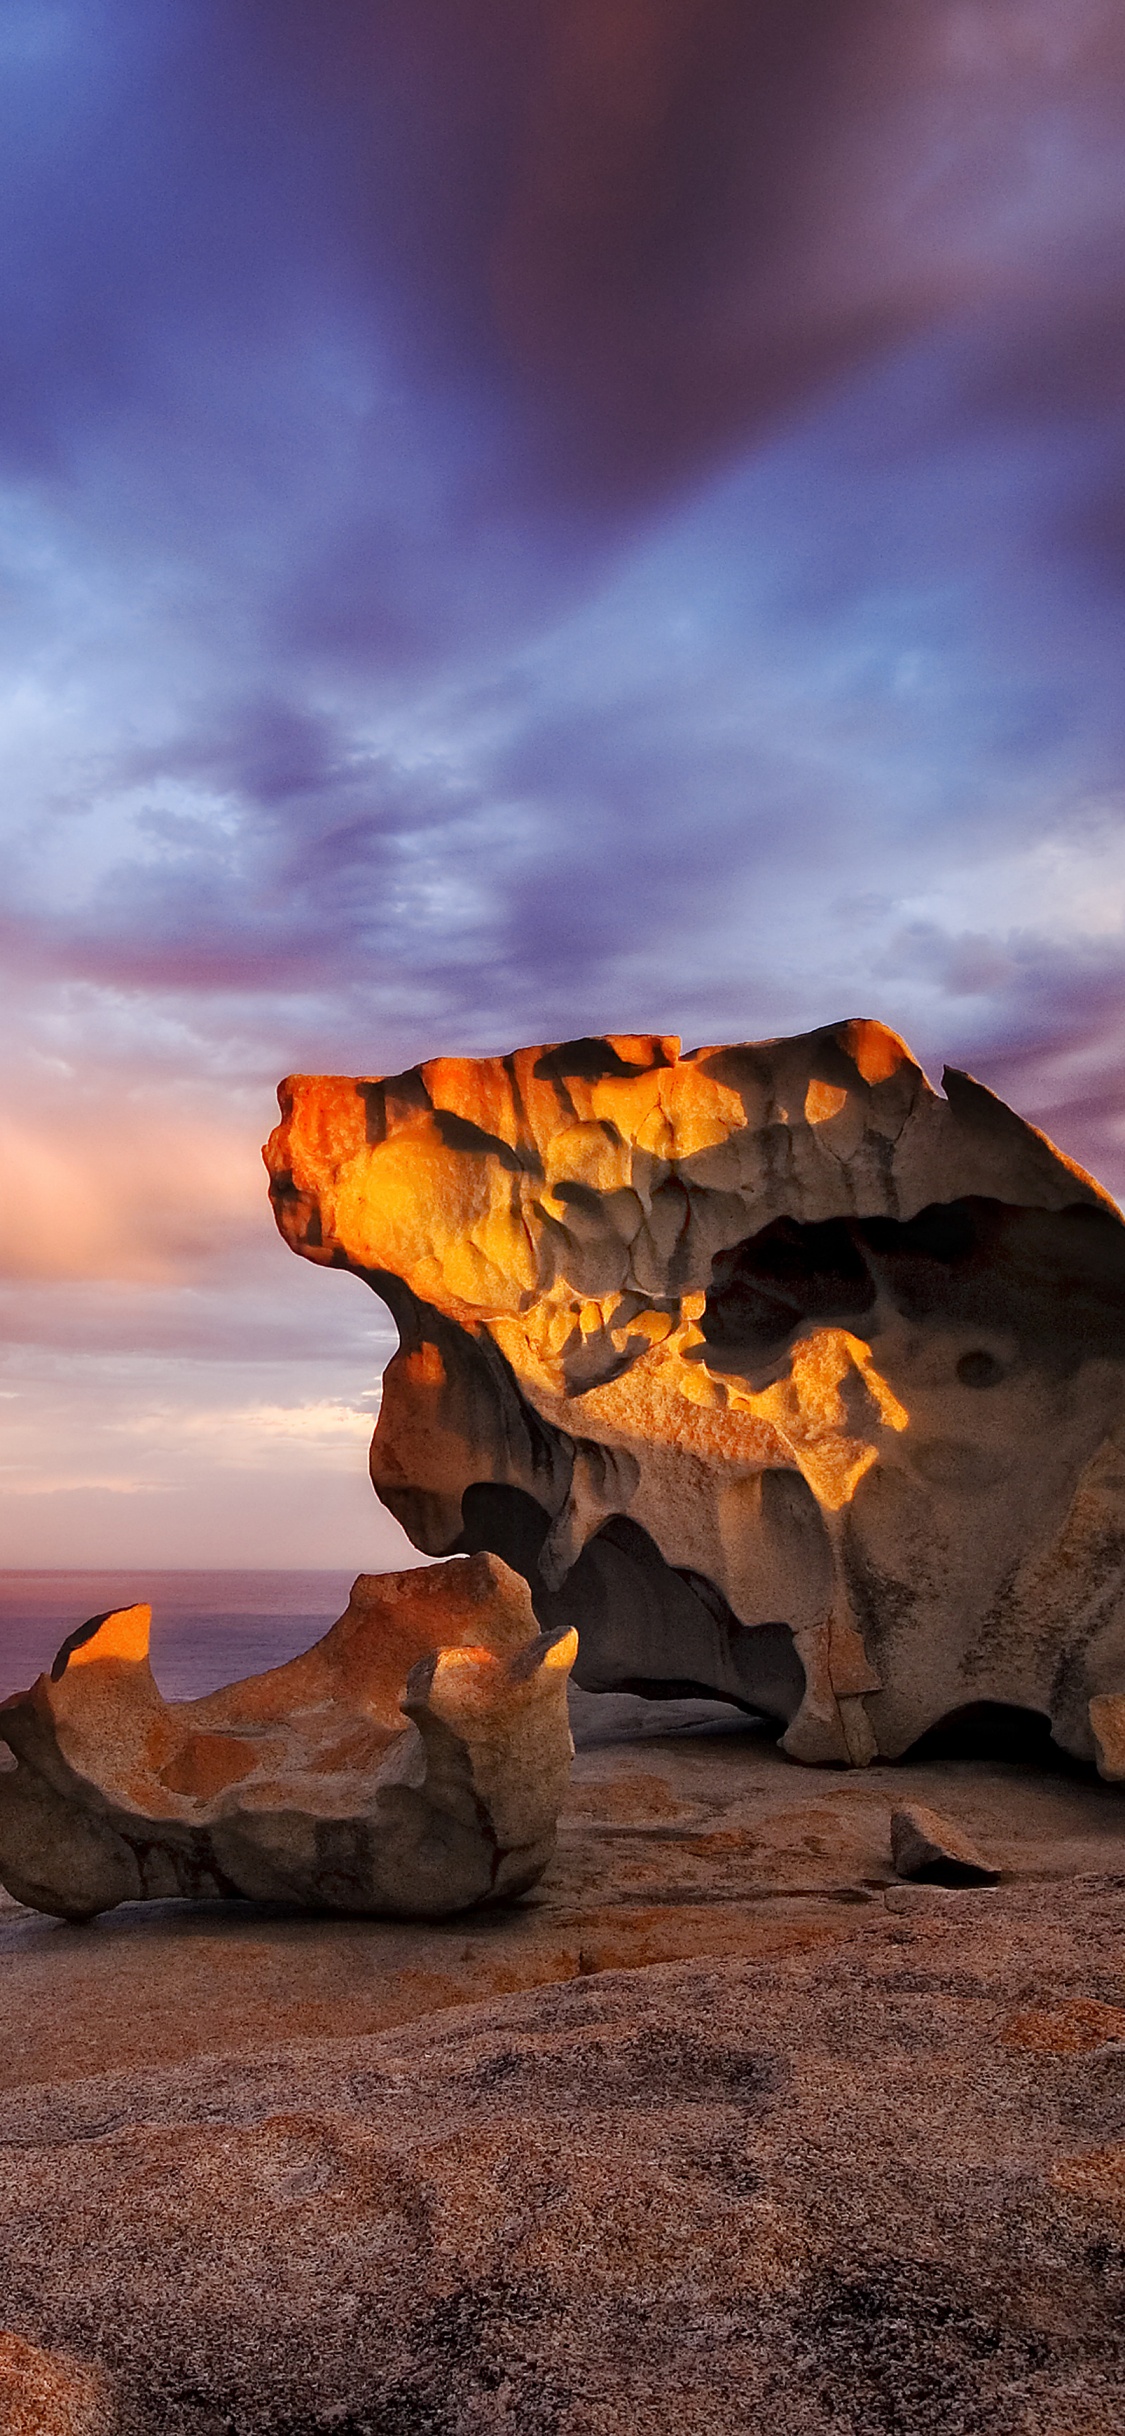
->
[0,1566,750,1741]
[0,1570,359,1701]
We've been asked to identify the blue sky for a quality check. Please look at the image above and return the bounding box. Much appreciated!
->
[2,0,1125,1565]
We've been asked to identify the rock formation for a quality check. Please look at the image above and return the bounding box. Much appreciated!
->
[265,1019,1125,1772]
[889,1800,998,1886]
[0,1557,576,1921]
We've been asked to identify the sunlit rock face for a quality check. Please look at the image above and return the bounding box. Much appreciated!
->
[0,1561,577,1921]
[264,1021,1125,1775]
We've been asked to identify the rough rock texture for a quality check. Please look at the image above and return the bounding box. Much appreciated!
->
[0,1557,576,1922]
[265,1019,1125,1771]
[2,1874,1125,2433]
[3,1703,1125,2431]
[890,1799,998,1885]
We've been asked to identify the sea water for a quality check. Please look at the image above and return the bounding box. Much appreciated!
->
[0,1569,753,1738]
[0,1570,357,1701]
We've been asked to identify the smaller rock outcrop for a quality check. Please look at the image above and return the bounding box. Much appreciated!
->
[890,1801,998,1885]
[0,1557,576,1922]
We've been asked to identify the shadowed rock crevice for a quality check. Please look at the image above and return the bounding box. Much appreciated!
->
[456,1486,805,1723]
[704,1195,1125,1387]
[902,1700,1100,1774]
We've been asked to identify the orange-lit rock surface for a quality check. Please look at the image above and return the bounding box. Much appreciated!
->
[0,1559,576,1922]
[0,2332,114,2436]
[266,1019,1125,1771]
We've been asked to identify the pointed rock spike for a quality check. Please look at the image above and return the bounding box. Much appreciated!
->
[508,1626,579,1684]
[51,1604,151,1679]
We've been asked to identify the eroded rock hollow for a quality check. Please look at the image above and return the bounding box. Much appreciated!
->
[265,1020,1125,1775]
[0,1559,576,1920]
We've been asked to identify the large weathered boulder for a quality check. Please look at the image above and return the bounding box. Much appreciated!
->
[0,1557,576,1921]
[264,1019,1125,1771]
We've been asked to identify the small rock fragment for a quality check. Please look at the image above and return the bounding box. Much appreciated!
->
[1089,1693,1125,1781]
[890,1801,999,1885]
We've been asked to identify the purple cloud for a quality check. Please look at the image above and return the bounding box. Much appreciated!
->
[2,0,1125,1559]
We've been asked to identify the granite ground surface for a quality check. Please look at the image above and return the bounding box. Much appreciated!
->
[2,1696,1124,2433]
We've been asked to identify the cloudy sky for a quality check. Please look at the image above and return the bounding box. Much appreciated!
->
[2,0,1125,1567]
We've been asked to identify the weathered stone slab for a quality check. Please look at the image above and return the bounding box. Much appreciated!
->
[0,1556,576,1922]
[264,1020,1125,1771]
[890,1798,999,1884]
